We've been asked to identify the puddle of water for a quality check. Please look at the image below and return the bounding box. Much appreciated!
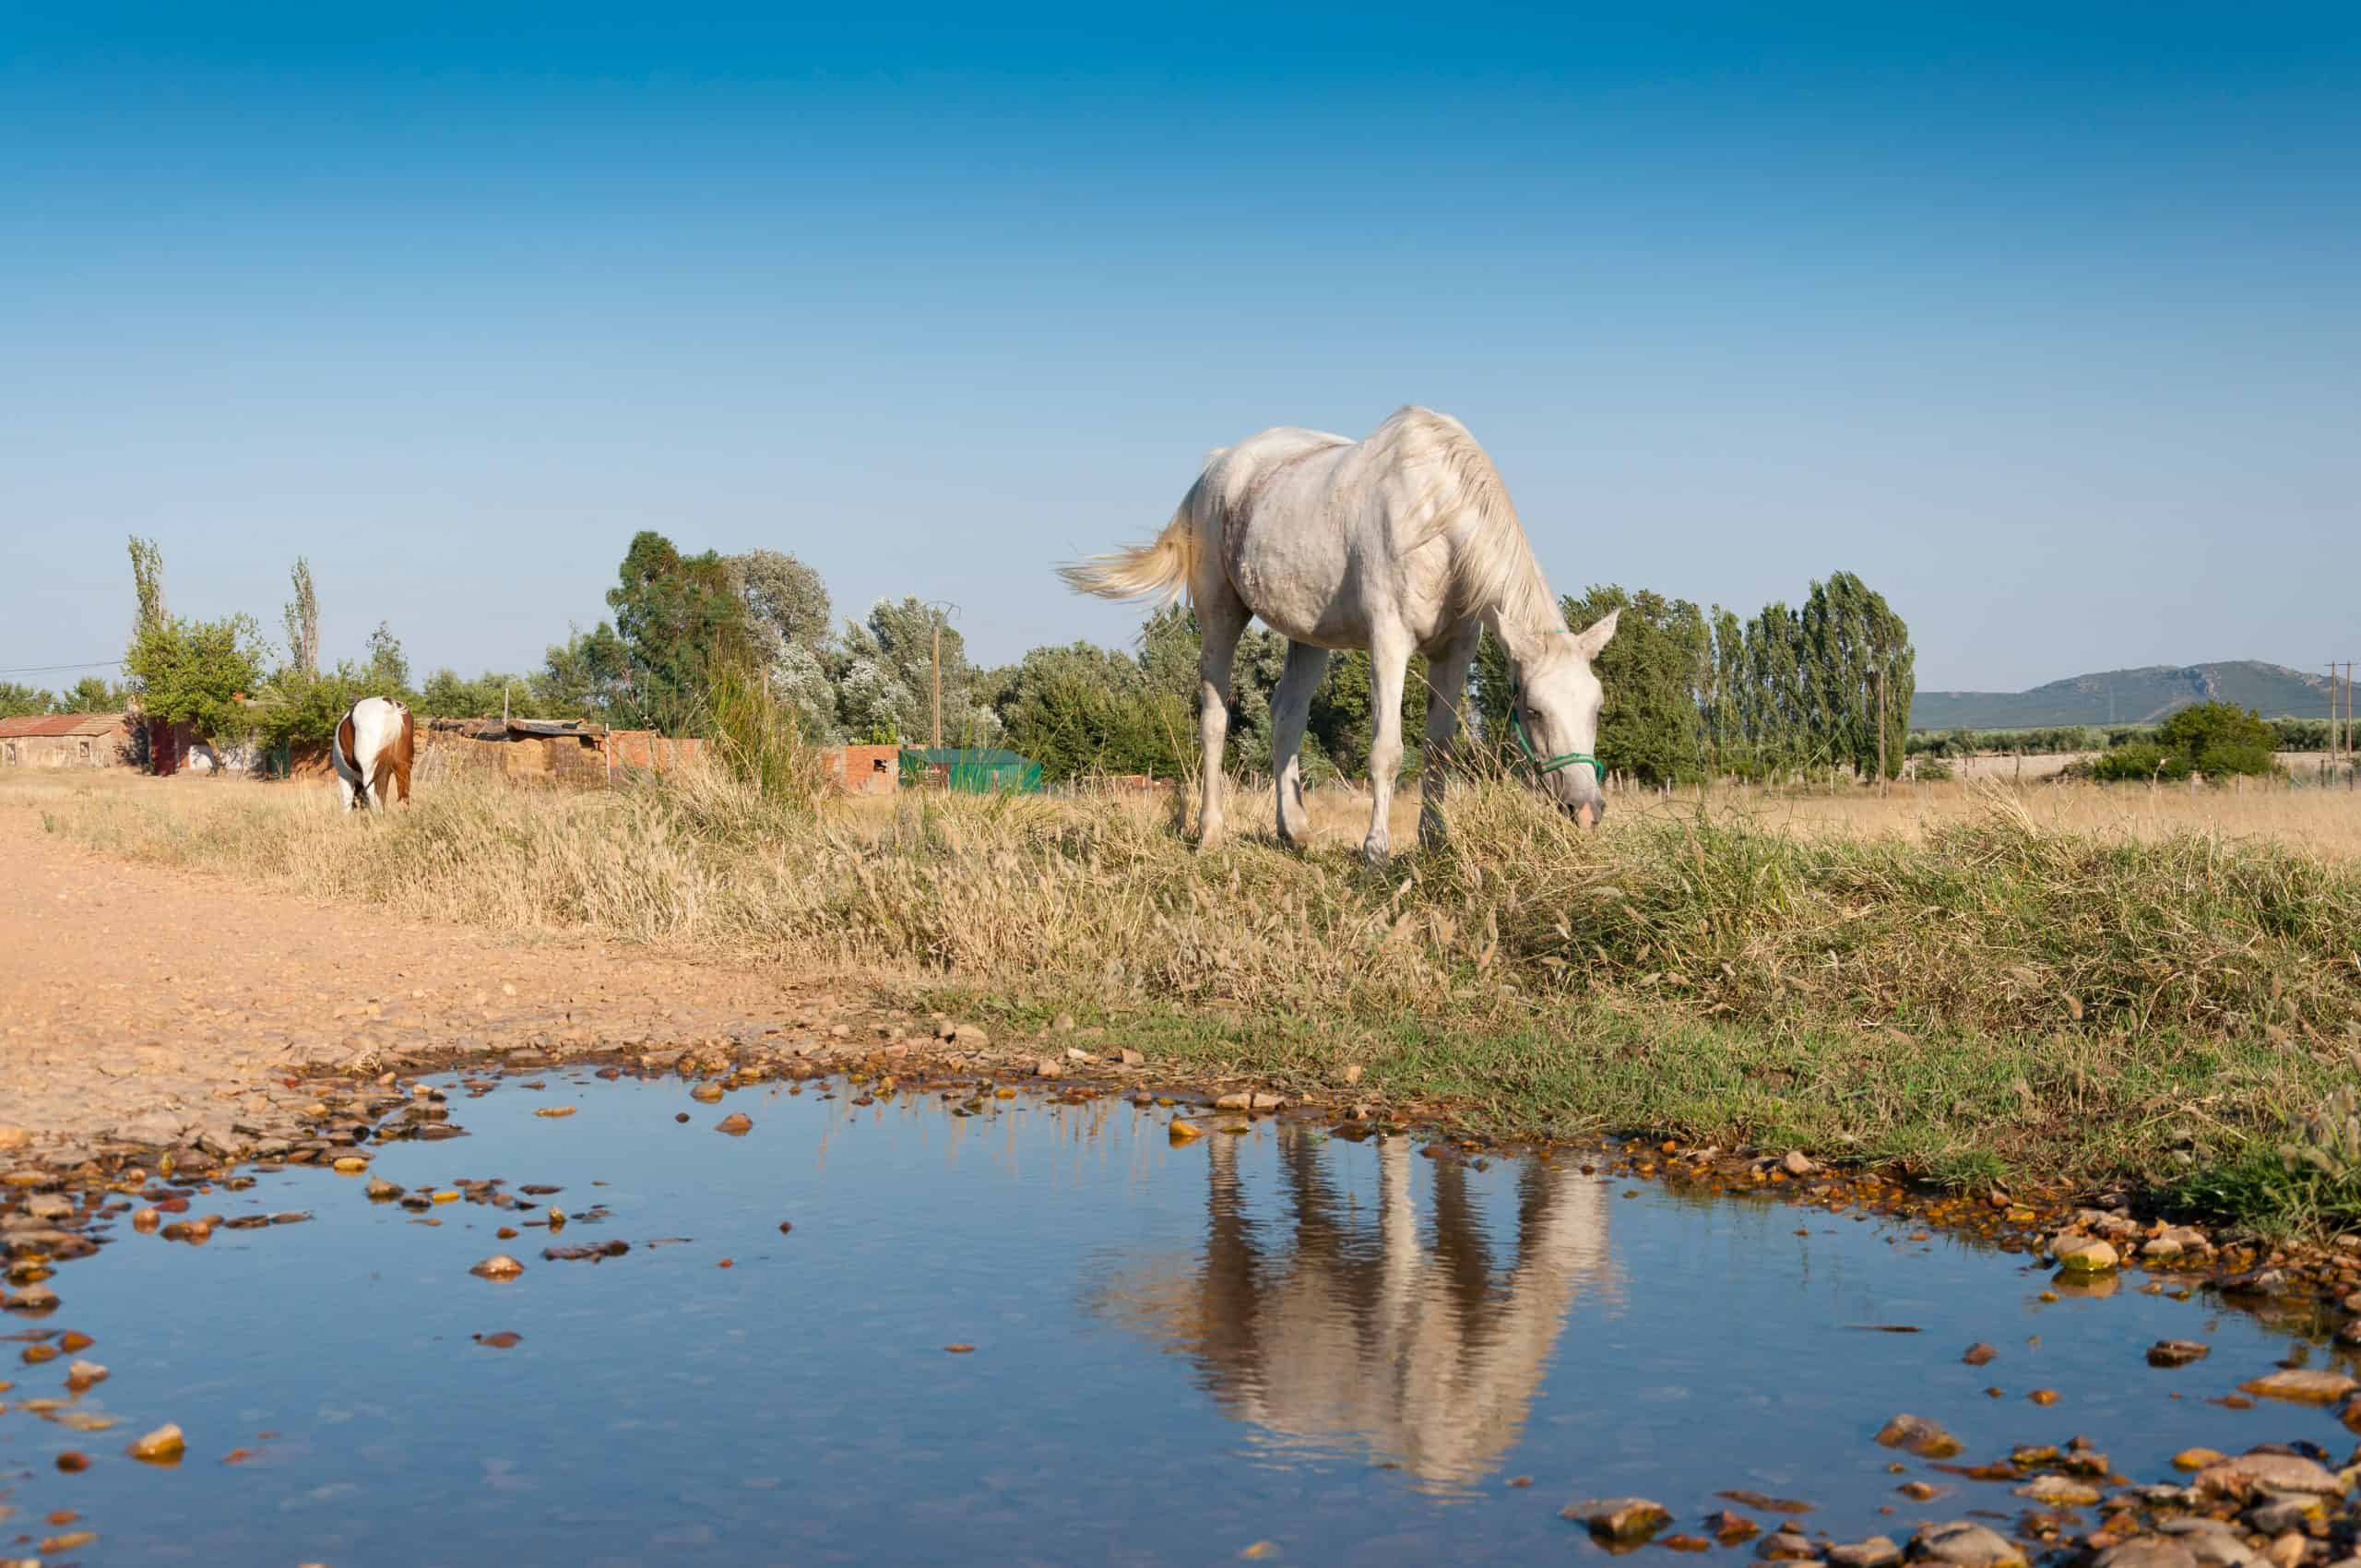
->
[7,1072,2353,1566]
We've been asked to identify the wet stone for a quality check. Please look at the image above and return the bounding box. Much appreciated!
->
[2239,1369,2355,1406]
[1876,1414,1964,1459]
[2096,1542,2201,1568]
[1562,1498,1670,1542]
[1830,1538,1904,1568]
[1758,1529,1819,1562]
[715,1112,753,1136]
[1908,1522,2025,1568]
[2148,1340,2211,1368]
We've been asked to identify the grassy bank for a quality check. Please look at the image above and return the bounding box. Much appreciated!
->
[18,768,2361,1229]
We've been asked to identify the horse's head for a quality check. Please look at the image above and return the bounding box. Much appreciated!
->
[1508,608,1618,828]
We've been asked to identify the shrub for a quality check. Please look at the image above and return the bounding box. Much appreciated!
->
[1912,757,1953,782]
[2157,702,2279,778]
[2083,742,2185,783]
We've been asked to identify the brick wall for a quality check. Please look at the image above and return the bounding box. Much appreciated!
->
[820,743,899,797]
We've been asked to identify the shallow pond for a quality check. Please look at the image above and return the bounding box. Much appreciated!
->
[6,1072,2355,1566]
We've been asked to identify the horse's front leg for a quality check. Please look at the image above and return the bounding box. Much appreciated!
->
[1195,600,1249,851]
[1417,627,1479,849]
[1362,631,1411,863]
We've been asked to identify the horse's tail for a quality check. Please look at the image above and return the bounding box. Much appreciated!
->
[1057,483,1203,605]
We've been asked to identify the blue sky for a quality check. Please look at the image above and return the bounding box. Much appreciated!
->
[5,3,2355,694]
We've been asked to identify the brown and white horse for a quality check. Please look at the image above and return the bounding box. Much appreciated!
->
[332,695,415,812]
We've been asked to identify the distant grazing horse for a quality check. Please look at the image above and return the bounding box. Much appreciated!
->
[333,695,414,813]
[1061,406,1617,861]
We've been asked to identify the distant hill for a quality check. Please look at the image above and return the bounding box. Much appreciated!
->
[1911,661,2335,731]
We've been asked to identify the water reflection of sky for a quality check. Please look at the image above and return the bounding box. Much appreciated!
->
[7,1072,2353,1566]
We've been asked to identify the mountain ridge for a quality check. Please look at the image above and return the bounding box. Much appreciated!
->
[1911,660,2335,731]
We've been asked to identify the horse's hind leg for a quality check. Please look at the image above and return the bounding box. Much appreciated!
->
[1194,593,1249,851]
[1417,624,1479,849]
[1269,640,1330,849]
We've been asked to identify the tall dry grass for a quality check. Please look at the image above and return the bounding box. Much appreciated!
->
[18,766,2360,1049]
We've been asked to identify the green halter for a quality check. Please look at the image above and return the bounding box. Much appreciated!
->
[1507,676,1602,781]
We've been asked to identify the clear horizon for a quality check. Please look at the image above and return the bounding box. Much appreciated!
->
[6,3,2356,694]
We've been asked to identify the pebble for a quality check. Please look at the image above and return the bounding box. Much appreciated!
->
[1962,1342,1997,1366]
[1758,1528,1818,1562]
[469,1254,526,1280]
[2055,1237,2119,1273]
[1169,1119,1203,1142]
[1830,1538,1904,1568]
[715,1113,753,1136]
[2172,1448,2225,1471]
[690,1083,725,1103]
[2014,1475,2100,1506]
[65,1360,106,1389]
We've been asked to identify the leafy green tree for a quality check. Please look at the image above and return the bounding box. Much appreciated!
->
[729,550,831,662]
[605,531,752,734]
[281,557,319,678]
[0,683,53,719]
[2156,701,2278,778]
[533,624,633,721]
[1560,586,1708,786]
[1133,604,1287,776]
[836,598,998,746]
[125,612,266,742]
[1800,571,1914,779]
[991,641,1193,780]
[55,674,131,713]
[417,668,534,719]
[362,621,411,695]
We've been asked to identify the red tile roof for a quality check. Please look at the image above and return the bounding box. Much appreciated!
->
[0,713,127,739]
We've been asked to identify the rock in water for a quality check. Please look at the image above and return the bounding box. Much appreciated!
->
[2095,1542,2200,1568]
[1876,1414,1964,1458]
[2147,1339,2210,1368]
[469,1254,526,1280]
[1962,1342,1997,1366]
[1831,1538,1904,1568]
[127,1423,186,1464]
[1561,1498,1671,1543]
[715,1112,753,1135]
[2054,1238,2118,1273]
[2237,1369,2355,1405]
[2193,1451,2344,1499]
[1909,1522,2025,1568]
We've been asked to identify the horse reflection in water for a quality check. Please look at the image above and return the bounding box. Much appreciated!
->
[1095,1128,1615,1491]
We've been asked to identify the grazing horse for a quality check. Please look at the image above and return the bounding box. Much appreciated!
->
[332,695,415,813]
[1060,406,1617,860]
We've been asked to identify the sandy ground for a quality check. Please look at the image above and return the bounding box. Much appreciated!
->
[0,794,880,1159]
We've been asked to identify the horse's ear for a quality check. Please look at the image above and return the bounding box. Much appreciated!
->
[1571,607,1619,659]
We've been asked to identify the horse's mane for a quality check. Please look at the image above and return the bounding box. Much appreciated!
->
[1372,407,1560,635]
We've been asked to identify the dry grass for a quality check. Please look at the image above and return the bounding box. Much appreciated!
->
[16,765,2361,1217]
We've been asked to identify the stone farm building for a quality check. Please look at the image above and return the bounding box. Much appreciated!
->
[419,717,706,787]
[0,712,132,770]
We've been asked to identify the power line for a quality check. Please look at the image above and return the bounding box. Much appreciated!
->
[0,659,124,677]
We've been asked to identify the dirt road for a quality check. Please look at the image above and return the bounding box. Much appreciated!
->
[0,793,880,1160]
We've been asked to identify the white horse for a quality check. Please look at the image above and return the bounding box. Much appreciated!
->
[1061,406,1617,860]
[332,695,415,813]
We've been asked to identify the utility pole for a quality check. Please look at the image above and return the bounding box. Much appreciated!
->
[921,600,959,751]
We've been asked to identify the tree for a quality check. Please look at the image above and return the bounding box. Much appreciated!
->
[1799,571,1914,779]
[125,612,266,742]
[282,558,319,678]
[836,598,998,746]
[605,531,750,734]
[0,683,51,719]
[55,675,131,713]
[128,536,166,635]
[2156,701,2278,778]
[991,641,1193,780]
[728,550,831,662]
[363,621,410,695]
[533,624,634,722]
[1557,586,1708,786]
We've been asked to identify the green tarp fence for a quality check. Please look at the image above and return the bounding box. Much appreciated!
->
[898,746,1044,794]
